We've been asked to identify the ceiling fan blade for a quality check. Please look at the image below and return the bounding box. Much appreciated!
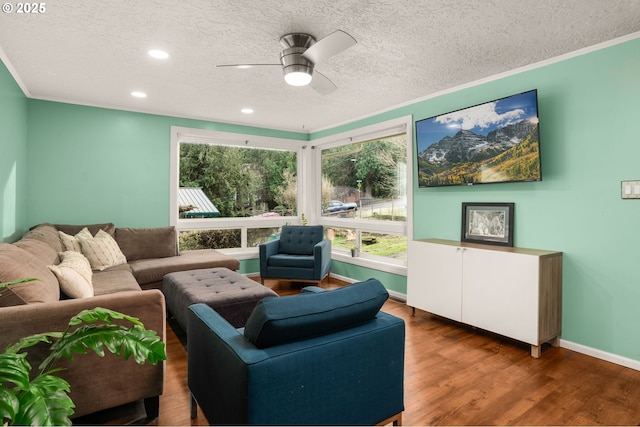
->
[309,70,337,96]
[216,63,280,68]
[302,30,356,64]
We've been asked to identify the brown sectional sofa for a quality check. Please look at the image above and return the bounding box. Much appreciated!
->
[0,222,240,419]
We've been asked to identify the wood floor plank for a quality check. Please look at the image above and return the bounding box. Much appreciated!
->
[151,278,640,426]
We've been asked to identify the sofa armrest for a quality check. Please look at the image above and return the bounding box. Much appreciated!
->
[0,290,166,418]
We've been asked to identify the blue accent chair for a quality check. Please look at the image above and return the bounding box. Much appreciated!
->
[259,225,331,285]
[187,278,405,425]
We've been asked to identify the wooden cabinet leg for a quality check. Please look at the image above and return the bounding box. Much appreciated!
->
[531,344,541,358]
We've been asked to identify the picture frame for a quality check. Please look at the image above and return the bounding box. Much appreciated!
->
[461,202,514,247]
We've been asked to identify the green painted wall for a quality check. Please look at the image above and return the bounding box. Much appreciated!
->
[25,100,307,228]
[331,260,405,294]
[0,60,28,242]
[314,37,640,361]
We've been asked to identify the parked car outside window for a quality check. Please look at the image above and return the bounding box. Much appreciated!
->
[324,200,358,215]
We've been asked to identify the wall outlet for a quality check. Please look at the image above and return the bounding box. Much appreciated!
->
[621,180,640,199]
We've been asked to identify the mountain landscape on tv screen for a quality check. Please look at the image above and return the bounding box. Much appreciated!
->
[417,120,540,187]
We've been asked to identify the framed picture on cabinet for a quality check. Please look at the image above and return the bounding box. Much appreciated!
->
[461,202,514,246]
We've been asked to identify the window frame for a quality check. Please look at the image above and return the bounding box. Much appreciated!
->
[311,116,414,274]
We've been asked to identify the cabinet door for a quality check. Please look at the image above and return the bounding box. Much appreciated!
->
[408,241,463,321]
[461,248,539,344]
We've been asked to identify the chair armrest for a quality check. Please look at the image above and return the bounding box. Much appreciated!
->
[259,239,280,277]
[313,238,332,278]
[187,304,269,424]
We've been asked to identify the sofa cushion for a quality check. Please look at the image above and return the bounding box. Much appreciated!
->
[244,278,389,348]
[14,237,60,265]
[128,249,240,286]
[78,229,127,271]
[115,226,178,261]
[55,222,116,237]
[92,269,141,295]
[22,223,64,254]
[277,225,324,255]
[48,251,93,299]
[0,243,60,307]
[59,227,92,252]
[268,254,315,268]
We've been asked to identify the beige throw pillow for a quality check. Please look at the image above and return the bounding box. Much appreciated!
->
[48,251,94,298]
[78,229,127,271]
[59,227,92,252]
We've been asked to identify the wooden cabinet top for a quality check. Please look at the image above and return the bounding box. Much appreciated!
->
[413,238,562,258]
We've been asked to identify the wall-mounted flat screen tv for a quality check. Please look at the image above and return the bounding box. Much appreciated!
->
[415,89,541,188]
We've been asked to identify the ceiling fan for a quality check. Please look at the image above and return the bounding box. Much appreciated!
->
[217,30,357,95]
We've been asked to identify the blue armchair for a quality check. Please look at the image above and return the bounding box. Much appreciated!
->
[187,279,405,425]
[259,225,331,285]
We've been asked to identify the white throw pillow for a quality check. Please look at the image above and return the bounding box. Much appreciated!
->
[48,251,94,298]
[78,229,127,271]
[59,227,92,252]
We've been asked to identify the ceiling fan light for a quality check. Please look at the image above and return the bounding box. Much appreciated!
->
[283,64,313,86]
[285,71,312,86]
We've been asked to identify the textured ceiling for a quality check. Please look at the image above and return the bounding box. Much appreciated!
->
[1,0,639,132]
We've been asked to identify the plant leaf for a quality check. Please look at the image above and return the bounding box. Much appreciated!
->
[41,324,166,371]
[5,332,63,354]
[14,374,73,426]
[67,307,143,328]
[0,352,31,389]
[0,278,39,290]
[0,386,20,425]
[0,279,40,318]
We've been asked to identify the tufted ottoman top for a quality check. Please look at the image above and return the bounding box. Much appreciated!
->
[163,267,277,330]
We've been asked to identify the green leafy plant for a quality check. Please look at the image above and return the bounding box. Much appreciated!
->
[0,280,166,426]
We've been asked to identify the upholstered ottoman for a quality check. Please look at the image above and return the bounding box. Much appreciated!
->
[163,267,278,330]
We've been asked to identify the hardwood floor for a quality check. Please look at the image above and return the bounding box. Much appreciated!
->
[154,278,640,426]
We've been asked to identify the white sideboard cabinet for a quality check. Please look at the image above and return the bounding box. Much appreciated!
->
[407,238,562,357]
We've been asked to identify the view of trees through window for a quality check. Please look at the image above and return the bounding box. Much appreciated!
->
[178,142,297,250]
[179,142,298,218]
[176,131,408,263]
[321,134,408,262]
[321,135,407,221]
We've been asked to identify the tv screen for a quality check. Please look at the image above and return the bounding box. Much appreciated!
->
[415,89,541,188]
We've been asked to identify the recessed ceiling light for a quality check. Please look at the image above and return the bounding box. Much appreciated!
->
[148,49,169,59]
[241,108,254,114]
[131,91,147,98]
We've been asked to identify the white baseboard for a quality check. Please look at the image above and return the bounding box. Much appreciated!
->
[325,273,408,301]
[559,339,640,371]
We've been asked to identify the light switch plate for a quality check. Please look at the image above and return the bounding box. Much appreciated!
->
[621,180,640,199]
